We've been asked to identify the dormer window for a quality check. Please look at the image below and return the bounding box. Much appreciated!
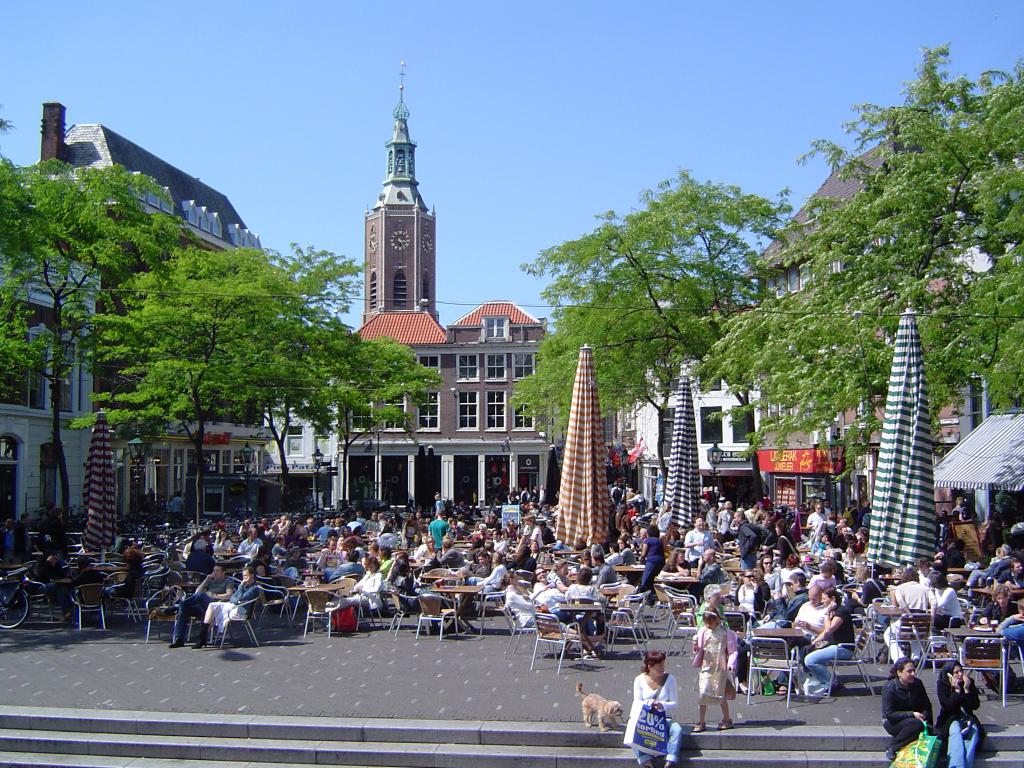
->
[484,317,508,340]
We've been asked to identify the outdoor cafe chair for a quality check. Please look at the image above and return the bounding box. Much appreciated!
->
[960,636,1008,707]
[104,572,144,623]
[415,593,457,641]
[143,586,185,643]
[303,589,341,638]
[477,591,506,635]
[530,612,582,675]
[827,622,877,696]
[71,583,106,630]
[502,602,536,658]
[747,636,799,708]
[667,605,698,656]
[386,590,412,636]
[216,595,261,648]
[607,604,648,658]
[723,611,748,637]
[257,583,292,627]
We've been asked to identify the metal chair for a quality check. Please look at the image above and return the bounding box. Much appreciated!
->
[217,596,261,648]
[71,583,106,630]
[827,623,877,695]
[667,605,698,655]
[723,611,748,637]
[303,589,341,638]
[104,572,144,623]
[386,591,411,636]
[502,602,536,658]
[415,593,457,640]
[143,587,185,643]
[256,583,292,627]
[530,612,581,674]
[960,637,1008,707]
[477,590,506,635]
[747,636,799,708]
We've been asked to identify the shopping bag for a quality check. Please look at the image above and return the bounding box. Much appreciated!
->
[624,704,669,756]
[890,725,940,768]
[331,606,358,633]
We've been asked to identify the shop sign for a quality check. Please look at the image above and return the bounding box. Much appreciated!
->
[203,431,232,445]
[756,448,830,474]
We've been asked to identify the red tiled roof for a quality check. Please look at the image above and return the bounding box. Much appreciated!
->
[451,301,539,327]
[358,312,447,345]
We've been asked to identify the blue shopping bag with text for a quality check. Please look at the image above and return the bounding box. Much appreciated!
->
[625,703,668,756]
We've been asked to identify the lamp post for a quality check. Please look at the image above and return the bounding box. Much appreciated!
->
[239,443,255,515]
[828,431,842,511]
[127,436,148,519]
[312,446,324,512]
[707,441,723,500]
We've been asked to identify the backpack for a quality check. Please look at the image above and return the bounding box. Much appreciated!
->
[331,605,358,633]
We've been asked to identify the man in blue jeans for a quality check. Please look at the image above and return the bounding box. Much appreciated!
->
[999,597,1024,661]
[168,565,233,648]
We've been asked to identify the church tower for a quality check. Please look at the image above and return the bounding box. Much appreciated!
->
[362,78,437,324]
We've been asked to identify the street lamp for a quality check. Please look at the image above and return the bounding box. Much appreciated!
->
[827,431,842,511]
[127,436,148,518]
[312,446,324,512]
[239,442,255,515]
[707,441,723,498]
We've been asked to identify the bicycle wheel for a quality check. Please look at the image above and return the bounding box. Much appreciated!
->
[0,587,29,629]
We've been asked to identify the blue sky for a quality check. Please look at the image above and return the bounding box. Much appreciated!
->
[3,2,1023,328]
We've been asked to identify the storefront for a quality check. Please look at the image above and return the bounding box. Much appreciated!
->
[484,454,510,505]
[516,453,540,495]
[757,448,834,510]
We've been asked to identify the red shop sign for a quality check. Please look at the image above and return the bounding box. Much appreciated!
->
[757,448,830,474]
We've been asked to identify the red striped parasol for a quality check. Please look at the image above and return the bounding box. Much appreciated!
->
[82,411,116,552]
[554,346,609,547]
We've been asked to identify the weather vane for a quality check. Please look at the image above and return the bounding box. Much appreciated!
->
[399,60,406,93]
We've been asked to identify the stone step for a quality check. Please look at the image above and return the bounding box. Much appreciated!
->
[1,707,1023,753]
[0,751,1023,768]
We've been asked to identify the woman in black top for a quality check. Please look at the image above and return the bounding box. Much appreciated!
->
[936,660,984,768]
[881,657,934,760]
[802,588,856,696]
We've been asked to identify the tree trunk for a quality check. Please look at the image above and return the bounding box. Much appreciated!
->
[49,374,71,513]
[340,441,350,504]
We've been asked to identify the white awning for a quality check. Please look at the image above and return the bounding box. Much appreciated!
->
[934,413,1024,491]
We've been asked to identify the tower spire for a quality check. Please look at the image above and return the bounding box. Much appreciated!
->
[394,60,410,121]
[377,60,424,210]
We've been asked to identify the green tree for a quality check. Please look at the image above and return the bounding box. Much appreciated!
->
[521,170,788,481]
[702,48,1024,466]
[93,245,297,523]
[1,160,181,511]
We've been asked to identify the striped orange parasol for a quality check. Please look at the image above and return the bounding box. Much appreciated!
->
[554,345,609,546]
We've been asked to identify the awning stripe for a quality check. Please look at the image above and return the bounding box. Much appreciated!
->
[934,413,1024,491]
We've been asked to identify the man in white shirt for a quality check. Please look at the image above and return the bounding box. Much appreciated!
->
[237,528,263,559]
[793,584,829,634]
[806,502,825,541]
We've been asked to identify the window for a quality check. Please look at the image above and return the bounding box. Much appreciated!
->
[699,406,723,444]
[459,391,478,429]
[967,379,985,430]
[382,399,405,430]
[418,392,439,430]
[730,409,755,444]
[418,355,439,369]
[513,353,534,379]
[705,377,722,392]
[369,272,377,309]
[787,266,800,293]
[514,404,533,429]
[350,405,373,432]
[486,354,506,380]
[396,149,406,174]
[484,317,508,339]
[458,354,478,380]
[315,434,331,458]
[393,271,407,307]
[286,425,304,456]
[27,370,45,409]
[486,391,506,429]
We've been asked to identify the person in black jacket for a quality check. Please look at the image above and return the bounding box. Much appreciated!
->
[881,656,934,761]
[936,660,984,768]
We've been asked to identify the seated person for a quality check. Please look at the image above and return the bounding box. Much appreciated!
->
[693,548,727,599]
[212,529,234,556]
[104,545,145,601]
[335,556,385,614]
[184,537,215,575]
[503,574,536,629]
[32,551,72,619]
[237,527,263,559]
[467,552,507,594]
[559,566,607,658]
[978,583,1016,625]
[169,565,234,648]
[995,556,1024,588]
[695,583,728,628]
[466,550,493,580]
[438,537,465,569]
[192,566,261,648]
[593,551,618,587]
[927,570,963,630]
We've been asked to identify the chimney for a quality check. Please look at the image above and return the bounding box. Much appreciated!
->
[40,102,67,162]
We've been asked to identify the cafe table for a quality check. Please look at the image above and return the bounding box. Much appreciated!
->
[430,584,484,633]
[287,581,353,622]
[752,626,811,641]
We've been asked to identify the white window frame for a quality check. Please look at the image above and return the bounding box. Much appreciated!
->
[457,354,479,381]
[418,392,439,430]
[486,391,506,430]
[483,316,508,340]
[485,353,506,381]
[513,353,534,379]
[514,404,533,430]
[286,426,304,457]
[458,391,478,429]
[418,355,440,369]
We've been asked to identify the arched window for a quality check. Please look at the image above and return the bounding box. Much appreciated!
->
[408,148,415,175]
[387,151,393,175]
[396,149,406,174]
[369,272,378,309]
[393,271,407,307]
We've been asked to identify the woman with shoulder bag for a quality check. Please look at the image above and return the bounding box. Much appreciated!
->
[692,610,738,732]
[624,651,683,767]
[936,661,984,768]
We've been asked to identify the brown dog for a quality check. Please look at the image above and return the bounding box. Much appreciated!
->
[576,682,623,731]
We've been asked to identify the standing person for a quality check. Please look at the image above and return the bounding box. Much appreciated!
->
[428,509,449,550]
[936,661,984,768]
[638,524,665,598]
[881,657,934,761]
[691,610,738,732]
[683,518,715,568]
[624,650,683,767]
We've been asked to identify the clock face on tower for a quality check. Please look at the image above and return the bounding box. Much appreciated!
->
[368,225,378,253]
[390,227,410,251]
[421,233,434,254]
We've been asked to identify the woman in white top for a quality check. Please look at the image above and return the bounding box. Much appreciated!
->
[212,529,233,555]
[337,556,384,612]
[624,650,683,767]
[470,552,508,593]
[503,574,536,629]
[927,570,964,630]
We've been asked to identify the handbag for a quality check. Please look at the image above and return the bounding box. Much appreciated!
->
[625,683,669,756]
[890,724,940,768]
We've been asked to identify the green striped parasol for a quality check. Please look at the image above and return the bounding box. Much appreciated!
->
[866,309,936,568]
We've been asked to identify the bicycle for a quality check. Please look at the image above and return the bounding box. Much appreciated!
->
[0,567,31,629]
